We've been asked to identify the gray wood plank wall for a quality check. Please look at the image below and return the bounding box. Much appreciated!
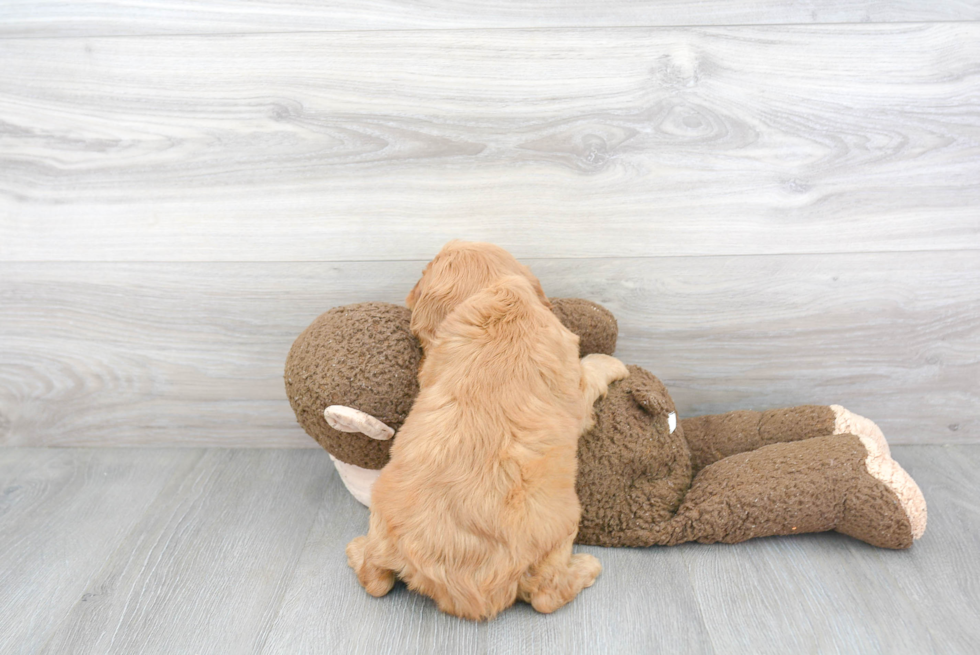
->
[1,3,977,447]
[3,1,980,36]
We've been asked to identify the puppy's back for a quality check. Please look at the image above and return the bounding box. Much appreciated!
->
[371,275,586,619]
[426,275,579,394]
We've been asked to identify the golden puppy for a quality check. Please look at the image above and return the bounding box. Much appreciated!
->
[405,240,552,353]
[346,241,629,620]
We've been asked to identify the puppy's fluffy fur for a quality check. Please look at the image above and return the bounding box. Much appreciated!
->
[405,240,552,353]
[346,241,629,620]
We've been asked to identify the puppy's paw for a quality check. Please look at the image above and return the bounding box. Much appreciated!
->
[347,536,395,597]
[582,354,629,400]
[346,536,368,571]
[606,358,630,384]
[526,552,602,614]
[570,552,602,588]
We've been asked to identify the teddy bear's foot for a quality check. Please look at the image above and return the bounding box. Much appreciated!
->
[830,444,925,549]
[831,407,927,546]
[830,405,889,456]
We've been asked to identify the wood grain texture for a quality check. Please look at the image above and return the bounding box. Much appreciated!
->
[861,445,980,653]
[2,1,979,37]
[262,461,715,655]
[1,252,976,448]
[37,449,327,655]
[2,446,976,653]
[0,448,198,655]
[263,462,714,655]
[684,445,980,654]
[2,24,978,262]
[684,532,932,653]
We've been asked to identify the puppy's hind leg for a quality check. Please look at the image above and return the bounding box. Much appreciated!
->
[580,353,630,406]
[346,535,396,597]
[518,534,601,614]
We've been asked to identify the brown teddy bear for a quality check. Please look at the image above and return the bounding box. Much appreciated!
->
[285,300,926,549]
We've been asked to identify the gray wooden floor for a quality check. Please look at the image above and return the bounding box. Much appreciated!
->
[1,445,976,654]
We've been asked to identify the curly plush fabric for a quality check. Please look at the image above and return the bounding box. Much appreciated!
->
[575,366,692,545]
[576,386,922,549]
[549,297,618,357]
[680,405,838,474]
[582,432,916,550]
[285,299,926,550]
[284,298,615,469]
[284,302,421,469]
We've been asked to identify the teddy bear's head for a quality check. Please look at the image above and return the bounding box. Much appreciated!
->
[574,364,692,545]
[284,302,420,469]
[284,298,618,471]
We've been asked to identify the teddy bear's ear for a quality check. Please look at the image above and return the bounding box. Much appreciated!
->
[628,367,678,433]
[324,406,395,441]
[549,298,618,356]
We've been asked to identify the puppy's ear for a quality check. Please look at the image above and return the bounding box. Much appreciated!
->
[406,261,433,310]
[529,275,552,310]
[409,297,441,350]
[407,248,467,349]
[406,277,422,309]
[408,274,449,350]
[519,264,552,310]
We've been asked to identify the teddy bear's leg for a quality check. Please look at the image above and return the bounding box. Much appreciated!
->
[517,533,602,614]
[680,404,888,474]
[634,432,926,549]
